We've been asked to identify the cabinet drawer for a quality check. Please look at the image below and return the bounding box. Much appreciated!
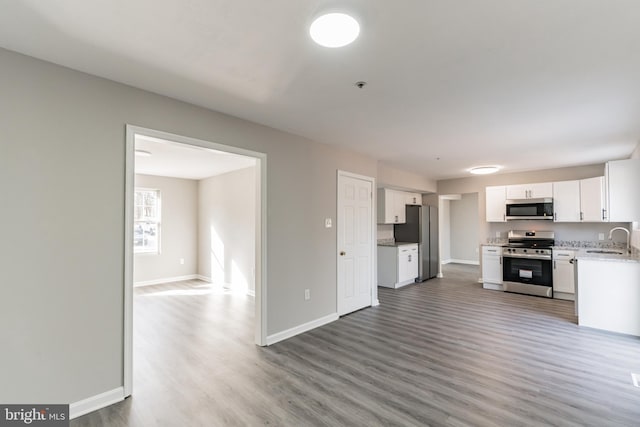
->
[482,246,502,255]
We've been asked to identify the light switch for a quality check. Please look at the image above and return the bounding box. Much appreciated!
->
[598,233,605,241]
[325,218,332,228]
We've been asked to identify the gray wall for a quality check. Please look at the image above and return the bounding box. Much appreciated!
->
[134,174,198,284]
[198,166,256,292]
[0,48,380,404]
[449,193,479,263]
[377,162,437,192]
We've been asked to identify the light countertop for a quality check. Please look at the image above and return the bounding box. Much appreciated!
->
[574,248,640,263]
[377,241,418,247]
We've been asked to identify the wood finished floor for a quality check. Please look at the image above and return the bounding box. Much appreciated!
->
[72,264,640,426]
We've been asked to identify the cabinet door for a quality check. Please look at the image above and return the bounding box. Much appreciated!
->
[580,176,606,222]
[553,180,581,222]
[377,189,406,224]
[506,184,528,200]
[485,186,506,222]
[406,192,422,206]
[507,182,552,199]
[482,247,502,284]
[398,251,411,283]
[607,159,640,222]
[407,247,419,278]
[393,190,406,223]
[529,182,553,198]
[553,262,574,294]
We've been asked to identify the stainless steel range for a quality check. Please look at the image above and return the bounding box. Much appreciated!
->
[502,230,554,298]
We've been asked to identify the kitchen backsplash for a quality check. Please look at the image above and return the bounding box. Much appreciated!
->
[553,240,627,249]
[485,236,627,249]
[377,224,394,241]
[486,237,508,244]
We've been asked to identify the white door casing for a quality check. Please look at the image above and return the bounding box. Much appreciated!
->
[124,125,267,398]
[337,171,376,316]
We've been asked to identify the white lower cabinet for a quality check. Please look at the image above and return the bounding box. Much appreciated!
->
[577,258,640,336]
[553,249,576,300]
[482,246,503,290]
[378,244,419,288]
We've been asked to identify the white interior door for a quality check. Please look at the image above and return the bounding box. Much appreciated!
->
[337,172,374,316]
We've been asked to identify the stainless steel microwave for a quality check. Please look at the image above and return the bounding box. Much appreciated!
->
[505,198,553,220]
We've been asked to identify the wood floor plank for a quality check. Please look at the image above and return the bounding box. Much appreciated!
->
[72,266,640,426]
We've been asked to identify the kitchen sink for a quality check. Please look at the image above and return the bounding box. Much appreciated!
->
[586,249,624,255]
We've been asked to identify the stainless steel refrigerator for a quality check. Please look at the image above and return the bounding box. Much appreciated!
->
[393,205,439,281]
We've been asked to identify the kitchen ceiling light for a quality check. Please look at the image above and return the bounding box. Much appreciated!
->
[310,13,360,48]
[469,166,500,175]
[135,150,152,157]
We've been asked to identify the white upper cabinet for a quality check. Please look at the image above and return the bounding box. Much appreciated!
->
[553,177,607,222]
[377,188,407,224]
[506,182,553,200]
[607,159,640,222]
[553,180,581,222]
[485,186,506,222]
[580,176,607,222]
[405,192,422,206]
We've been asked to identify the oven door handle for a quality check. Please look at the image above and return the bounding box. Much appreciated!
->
[502,253,551,261]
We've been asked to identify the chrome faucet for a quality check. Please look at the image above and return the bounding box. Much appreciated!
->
[608,226,630,254]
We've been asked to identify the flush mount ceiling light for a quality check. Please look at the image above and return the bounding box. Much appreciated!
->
[135,150,152,157]
[469,166,500,175]
[310,13,360,48]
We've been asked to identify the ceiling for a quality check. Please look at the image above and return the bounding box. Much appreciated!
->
[1,0,639,180]
[135,135,256,180]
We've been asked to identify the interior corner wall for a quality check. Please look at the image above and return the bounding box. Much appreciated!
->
[0,48,379,405]
[198,166,256,292]
[449,193,480,263]
[134,174,198,284]
[440,200,451,262]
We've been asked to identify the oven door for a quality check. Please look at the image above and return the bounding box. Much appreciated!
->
[502,255,552,287]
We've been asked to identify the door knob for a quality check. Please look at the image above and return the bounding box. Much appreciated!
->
[340,251,346,256]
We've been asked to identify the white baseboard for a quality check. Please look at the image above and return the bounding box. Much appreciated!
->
[445,259,480,266]
[70,387,124,419]
[247,289,256,297]
[196,275,212,283]
[266,313,339,346]
[134,274,198,287]
[372,298,380,307]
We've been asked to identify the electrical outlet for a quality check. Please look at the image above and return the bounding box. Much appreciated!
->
[304,289,310,300]
[179,258,185,265]
[598,233,605,241]
[496,231,501,238]
[325,218,332,228]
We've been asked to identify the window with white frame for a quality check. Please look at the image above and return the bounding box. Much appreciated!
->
[134,188,161,254]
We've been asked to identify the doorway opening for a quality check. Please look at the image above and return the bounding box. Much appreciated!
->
[439,193,480,278]
[123,125,267,397]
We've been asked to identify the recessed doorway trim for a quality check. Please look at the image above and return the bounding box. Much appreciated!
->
[124,125,267,397]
